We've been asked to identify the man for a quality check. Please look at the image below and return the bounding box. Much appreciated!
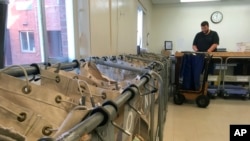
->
[193,21,219,52]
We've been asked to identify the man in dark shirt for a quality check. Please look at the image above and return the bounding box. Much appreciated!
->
[193,21,219,52]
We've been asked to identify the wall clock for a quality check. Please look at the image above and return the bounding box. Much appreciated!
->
[211,11,223,24]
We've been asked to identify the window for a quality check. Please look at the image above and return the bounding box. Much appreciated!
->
[47,31,62,57]
[4,0,72,65]
[20,31,35,52]
[137,8,143,47]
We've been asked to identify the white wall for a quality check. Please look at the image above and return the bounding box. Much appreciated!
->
[151,1,250,53]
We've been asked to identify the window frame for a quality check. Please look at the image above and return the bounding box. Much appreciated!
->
[20,31,35,53]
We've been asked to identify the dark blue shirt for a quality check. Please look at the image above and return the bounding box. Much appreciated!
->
[193,30,219,52]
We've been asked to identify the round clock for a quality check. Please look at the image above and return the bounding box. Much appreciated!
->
[211,11,223,24]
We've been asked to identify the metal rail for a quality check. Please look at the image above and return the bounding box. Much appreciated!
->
[222,57,250,90]
[91,57,168,141]
[1,62,78,77]
[55,71,151,141]
[209,57,223,95]
[0,56,168,141]
[92,59,149,73]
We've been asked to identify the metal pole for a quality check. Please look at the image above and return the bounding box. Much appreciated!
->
[150,79,155,141]
[93,59,149,73]
[125,54,167,63]
[55,74,149,141]
[1,61,78,77]
[124,55,154,63]
[222,57,250,90]
[50,62,78,70]
[211,57,223,95]
[151,71,164,141]
[0,0,9,68]
[37,0,49,63]
[56,112,104,141]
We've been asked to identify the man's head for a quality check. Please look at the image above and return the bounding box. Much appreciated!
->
[201,21,210,34]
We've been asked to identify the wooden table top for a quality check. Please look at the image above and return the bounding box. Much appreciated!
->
[175,52,250,58]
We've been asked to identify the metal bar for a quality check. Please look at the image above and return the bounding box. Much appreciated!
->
[50,62,78,70]
[151,71,164,141]
[211,57,223,92]
[153,60,168,115]
[55,73,150,141]
[113,90,134,109]
[124,55,155,63]
[181,51,210,54]
[0,0,9,68]
[114,76,148,108]
[150,79,155,141]
[56,112,104,141]
[1,62,78,77]
[37,0,49,63]
[222,57,250,90]
[93,59,149,73]
[3,66,39,77]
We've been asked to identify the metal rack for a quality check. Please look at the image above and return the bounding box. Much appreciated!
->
[221,57,250,99]
[207,56,223,98]
[0,54,170,141]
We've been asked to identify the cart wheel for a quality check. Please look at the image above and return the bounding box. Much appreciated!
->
[223,91,229,99]
[174,94,185,105]
[242,94,249,100]
[196,95,210,108]
[214,90,219,97]
[212,92,217,99]
[207,91,215,99]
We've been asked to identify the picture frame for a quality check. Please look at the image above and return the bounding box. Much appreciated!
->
[164,41,173,50]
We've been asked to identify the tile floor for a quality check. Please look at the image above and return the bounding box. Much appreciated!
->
[163,98,250,141]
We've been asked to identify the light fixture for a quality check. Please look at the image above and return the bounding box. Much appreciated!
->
[181,0,220,2]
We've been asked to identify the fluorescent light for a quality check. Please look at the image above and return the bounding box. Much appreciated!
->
[181,0,220,2]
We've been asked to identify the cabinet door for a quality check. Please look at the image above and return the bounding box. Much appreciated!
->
[90,0,111,56]
[117,0,137,54]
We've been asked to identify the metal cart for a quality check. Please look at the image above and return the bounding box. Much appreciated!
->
[174,52,212,108]
[221,57,250,100]
[207,57,223,99]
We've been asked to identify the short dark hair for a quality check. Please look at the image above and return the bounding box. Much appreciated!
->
[201,21,209,26]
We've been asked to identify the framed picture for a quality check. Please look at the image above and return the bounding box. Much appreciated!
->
[164,41,173,50]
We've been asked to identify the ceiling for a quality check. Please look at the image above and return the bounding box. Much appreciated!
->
[151,0,180,4]
[151,0,243,4]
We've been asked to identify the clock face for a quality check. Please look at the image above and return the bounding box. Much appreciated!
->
[211,11,223,24]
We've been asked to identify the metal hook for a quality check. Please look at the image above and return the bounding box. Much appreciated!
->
[54,63,61,73]
[110,121,132,136]
[128,102,142,115]
[29,74,41,82]
[140,83,158,96]
[29,75,36,82]
[110,102,142,137]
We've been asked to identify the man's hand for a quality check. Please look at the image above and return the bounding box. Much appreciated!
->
[207,43,218,52]
[192,45,198,52]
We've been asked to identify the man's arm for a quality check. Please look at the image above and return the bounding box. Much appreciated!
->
[193,33,198,51]
[207,43,218,52]
[192,45,198,52]
[208,31,219,52]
